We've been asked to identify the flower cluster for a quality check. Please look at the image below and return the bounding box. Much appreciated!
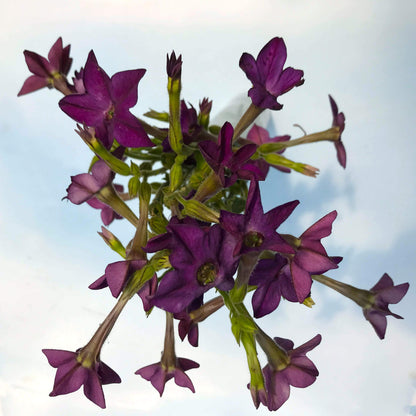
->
[19,36,409,412]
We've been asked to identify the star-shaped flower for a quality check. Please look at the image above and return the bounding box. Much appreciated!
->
[329,94,346,168]
[199,122,264,187]
[42,348,121,409]
[18,37,73,96]
[148,222,239,313]
[136,358,199,396]
[220,180,298,256]
[59,51,154,149]
[363,273,409,339]
[282,210,340,302]
[239,37,304,110]
[255,334,321,411]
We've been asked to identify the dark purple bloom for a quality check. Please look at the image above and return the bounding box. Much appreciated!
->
[249,254,298,318]
[89,259,147,298]
[65,159,113,205]
[282,210,339,302]
[166,51,182,80]
[147,222,239,313]
[136,357,199,396]
[174,296,203,347]
[220,180,298,256]
[42,349,121,409]
[329,95,346,168]
[258,334,321,411]
[364,273,409,339]
[87,184,123,225]
[199,122,264,187]
[59,51,154,149]
[18,37,73,96]
[239,37,304,110]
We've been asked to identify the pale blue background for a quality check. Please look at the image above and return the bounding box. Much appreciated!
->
[1,1,415,415]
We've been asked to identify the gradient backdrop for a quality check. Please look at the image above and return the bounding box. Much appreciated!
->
[1,1,415,415]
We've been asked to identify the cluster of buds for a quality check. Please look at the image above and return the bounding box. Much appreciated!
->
[19,36,409,411]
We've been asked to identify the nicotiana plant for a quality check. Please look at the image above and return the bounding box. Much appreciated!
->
[18,36,409,411]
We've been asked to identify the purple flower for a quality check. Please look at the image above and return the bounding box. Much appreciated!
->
[282,210,339,302]
[136,357,199,396]
[329,94,346,168]
[257,335,321,411]
[147,222,239,313]
[59,51,154,149]
[65,159,114,205]
[239,37,304,110]
[364,273,409,339]
[249,254,298,318]
[199,122,264,187]
[87,184,124,225]
[18,37,73,96]
[247,124,291,174]
[166,51,182,80]
[174,296,203,347]
[220,180,298,256]
[89,259,147,298]
[42,348,121,409]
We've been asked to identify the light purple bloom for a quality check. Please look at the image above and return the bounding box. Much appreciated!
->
[42,348,121,409]
[259,334,321,411]
[59,51,154,149]
[364,273,409,339]
[86,184,124,225]
[329,94,346,168]
[65,159,114,205]
[136,358,199,396]
[239,37,304,110]
[18,37,72,96]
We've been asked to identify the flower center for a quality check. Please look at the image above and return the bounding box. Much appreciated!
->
[106,105,115,121]
[196,262,217,286]
[243,231,264,248]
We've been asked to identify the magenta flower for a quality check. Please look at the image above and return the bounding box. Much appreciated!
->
[329,94,346,168]
[239,37,304,110]
[65,159,114,205]
[257,334,321,411]
[18,37,72,96]
[59,51,154,149]
[42,349,121,409]
[364,273,409,339]
[282,210,340,302]
[89,259,147,298]
[136,357,199,396]
[199,122,264,187]
[247,124,291,174]
[86,184,124,225]
[220,180,298,256]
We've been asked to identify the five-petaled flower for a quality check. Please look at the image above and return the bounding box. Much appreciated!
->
[18,37,73,96]
[329,94,346,168]
[199,122,265,187]
[254,334,321,411]
[42,348,121,409]
[59,51,154,149]
[239,37,304,110]
[363,273,409,339]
